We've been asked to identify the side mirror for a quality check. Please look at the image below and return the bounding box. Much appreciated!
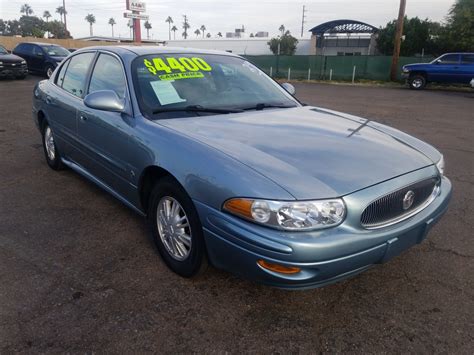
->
[84,90,125,112]
[281,82,296,95]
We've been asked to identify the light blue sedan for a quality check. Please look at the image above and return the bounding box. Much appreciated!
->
[32,46,452,289]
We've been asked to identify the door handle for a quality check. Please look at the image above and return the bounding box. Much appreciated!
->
[79,114,88,121]
[45,96,53,105]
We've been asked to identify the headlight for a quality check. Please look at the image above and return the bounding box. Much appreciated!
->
[402,67,409,73]
[21,60,26,64]
[0,61,3,65]
[223,198,346,231]
[436,155,445,176]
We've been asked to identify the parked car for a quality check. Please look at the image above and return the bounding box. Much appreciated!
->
[13,42,70,78]
[32,47,451,289]
[402,53,474,90]
[0,44,28,79]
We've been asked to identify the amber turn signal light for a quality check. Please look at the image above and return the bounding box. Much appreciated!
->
[257,260,301,274]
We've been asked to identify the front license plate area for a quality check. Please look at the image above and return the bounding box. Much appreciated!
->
[381,224,427,263]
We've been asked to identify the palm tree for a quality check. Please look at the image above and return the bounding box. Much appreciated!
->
[108,18,116,37]
[43,11,51,38]
[217,32,222,38]
[182,15,190,39]
[127,20,133,38]
[279,25,285,36]
[206,33,211,38]
[20,3,33,16]
[144,21,152,39]
[85,14,96,36]
[56,6,66,24]
[194,29,201,38]
[165,16,173,40]
[171,25,178,40]
[200,25,206,38]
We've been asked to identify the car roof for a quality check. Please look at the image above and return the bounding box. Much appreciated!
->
[17,42,63,47]
[74,45,241,58]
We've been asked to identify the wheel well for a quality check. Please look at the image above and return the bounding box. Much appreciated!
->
[409,71,427,79]
[139,166,175,212]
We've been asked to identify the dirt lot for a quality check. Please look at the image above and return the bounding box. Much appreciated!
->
[1,76,473,353]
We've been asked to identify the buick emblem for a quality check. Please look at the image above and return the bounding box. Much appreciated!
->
[402,190,415,210]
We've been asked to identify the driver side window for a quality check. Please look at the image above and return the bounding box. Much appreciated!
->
[438,54,459,65]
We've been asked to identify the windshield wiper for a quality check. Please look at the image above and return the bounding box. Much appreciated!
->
[153,105,243,114]
[242,103,297,111]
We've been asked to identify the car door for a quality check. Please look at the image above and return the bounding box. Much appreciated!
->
[459,54,474,84]
[429,54,461,83]
[76,52,136,201]
[31,45,46,72]
[45,51,96,162]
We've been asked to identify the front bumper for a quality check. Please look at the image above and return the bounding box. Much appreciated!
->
[0,64,28,77]
[195,168,452,289]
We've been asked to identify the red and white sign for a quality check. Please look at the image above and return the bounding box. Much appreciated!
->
[126,1,146,12]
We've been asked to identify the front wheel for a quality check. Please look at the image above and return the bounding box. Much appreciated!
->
[148,177,208,277]
[408,75,426,90]
[45,64,55,78]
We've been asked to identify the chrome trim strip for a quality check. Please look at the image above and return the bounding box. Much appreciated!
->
[363,184,440,230]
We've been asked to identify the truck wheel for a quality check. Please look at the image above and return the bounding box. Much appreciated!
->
[409,75,426,90]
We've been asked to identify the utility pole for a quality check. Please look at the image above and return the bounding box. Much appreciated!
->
[390,0,406,81]
[63,0,67,32]
[301,5,307,38]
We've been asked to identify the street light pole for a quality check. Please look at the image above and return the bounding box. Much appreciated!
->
[390,0,406,81]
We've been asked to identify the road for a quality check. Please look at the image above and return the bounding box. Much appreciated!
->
[1,76,473,352]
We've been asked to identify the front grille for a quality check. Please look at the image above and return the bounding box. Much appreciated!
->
[361,177,440,228]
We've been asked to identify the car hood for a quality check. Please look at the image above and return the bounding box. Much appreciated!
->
[157,106,435,199]
[404,63,430,69]
[0,53,24,63]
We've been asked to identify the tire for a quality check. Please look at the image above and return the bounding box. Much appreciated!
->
[45,64,55,78]
[408,74,426,90]
[41,121,64,170]
[148,176,208,278]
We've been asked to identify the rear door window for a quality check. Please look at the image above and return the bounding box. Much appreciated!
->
[88,53,127,99]
[461,54,474,64]
[61,52,95,98]
[438,54,460,64]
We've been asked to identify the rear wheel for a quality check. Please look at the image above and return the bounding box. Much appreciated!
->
[148,177,207,277]
[409,74,426,90]
[41,122,63,170]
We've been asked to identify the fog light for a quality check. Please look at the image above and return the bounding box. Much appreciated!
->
[257,260,301,274]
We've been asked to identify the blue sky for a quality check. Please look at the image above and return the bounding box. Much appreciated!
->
[1,0,456,39]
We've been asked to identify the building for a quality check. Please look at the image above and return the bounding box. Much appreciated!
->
[254,32,269,38]
[308,20,378,56]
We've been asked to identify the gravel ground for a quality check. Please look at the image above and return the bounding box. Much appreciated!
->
[0,76,473,353]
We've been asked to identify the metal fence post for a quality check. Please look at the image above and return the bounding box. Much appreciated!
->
[270,66,273,77]
[352,66,356,84]
[288,68,291,81]
[307,68,311,81]
[329,69,333,81]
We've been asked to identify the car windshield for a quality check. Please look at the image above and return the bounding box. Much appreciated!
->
[0,46,8,55]
[133,53,298,118]
[41,45,70,57]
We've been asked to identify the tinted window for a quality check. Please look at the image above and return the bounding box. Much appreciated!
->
[62,52,95,98]
[32,45,43,56]
[15,43,32,54]
[438,54,459,64]
[461,55,474,64]
[56,59,70,87]
[88,54,126,99]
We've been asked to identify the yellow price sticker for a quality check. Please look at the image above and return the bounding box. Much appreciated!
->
[144,57,212,77]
